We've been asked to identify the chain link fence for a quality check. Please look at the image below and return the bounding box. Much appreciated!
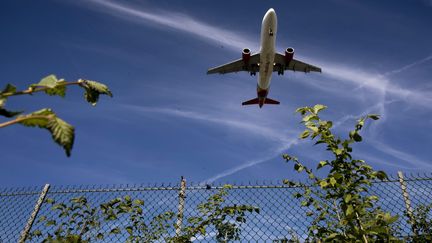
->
[1,172,431,242]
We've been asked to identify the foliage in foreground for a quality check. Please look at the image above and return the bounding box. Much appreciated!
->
[407,203,432,242]
[29,185,258,242]
[283,105,399,242]
[0,74,112,156]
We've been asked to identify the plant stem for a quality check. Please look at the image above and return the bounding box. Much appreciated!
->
[1,81,81,98]
[0,115,52,128]
[333,200,347,237]
[355,211,368,243]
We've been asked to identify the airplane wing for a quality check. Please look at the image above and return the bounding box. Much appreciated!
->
[207,53,260,74]
[274,53,322,73]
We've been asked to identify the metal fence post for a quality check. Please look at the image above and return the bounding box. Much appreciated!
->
[176,176,187,236]
[397,171,417,236]
[19,184,50,243]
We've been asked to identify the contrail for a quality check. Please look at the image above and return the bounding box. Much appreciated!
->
[201,140,298,184]
[382,54,432,77]
[83,0,257,51]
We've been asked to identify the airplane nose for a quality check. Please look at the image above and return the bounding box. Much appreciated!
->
[265,8,276,18]
[267,8,275,15]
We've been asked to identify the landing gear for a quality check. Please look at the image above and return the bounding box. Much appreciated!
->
[250,72,256,76]
[277,70,284,75]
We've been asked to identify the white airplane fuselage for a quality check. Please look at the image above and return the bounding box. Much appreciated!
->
[257,8,277,101]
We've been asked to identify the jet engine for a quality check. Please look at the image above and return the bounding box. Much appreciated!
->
[242,48,251,65]
[285,47,294,64]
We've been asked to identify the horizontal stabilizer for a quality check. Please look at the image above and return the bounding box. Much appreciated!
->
[242,97,280,106]
[242,98,259,105]
[264,98,280,105]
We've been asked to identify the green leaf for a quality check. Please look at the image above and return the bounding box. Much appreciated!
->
[45,84,66,97]
[46,220,57,226]
[223,184,233,189]
[313,104,327,114]
[32,229,42,237]
[52,203,66,210]
[0,108,22,118]
[345,205,354,216]
[96,233,104,239]
[329,177,337,187]
[283,180,300,187]
[317,161,328,169]
[0,83,17,95]
[294,163,304,172]
[45,198,55,204]
[30,75,68,97]
[327,233,339,240]
[80,79,113,106]
[295,107,308,115]
[302,114,317,122]
[199,226,206,235]
[71,196,87,204]
[133,199,144,206]
[300,129,310,139]
[344,194,352,203]
[110,227,121,234]
[334,149,343,155]
[126,226,133,235]
[106,214,118,220]
[367,114,380,120]
[376,171,388,180]
[301,200,310,207]
[48,115,75,157]
[35,75,58,88]
[352,132,362,142]
[283,154,292,161]
[319,180,328,188]
[17,109,75,156]
[37,215,47,223]
[0,84,17,109]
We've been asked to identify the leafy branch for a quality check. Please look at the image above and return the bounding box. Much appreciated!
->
[29,186,258,242]
[0,74,112,156]
[172,184,259,242]
[283,104,399,242]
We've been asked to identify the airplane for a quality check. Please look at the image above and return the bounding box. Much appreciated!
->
[207,8,322,108]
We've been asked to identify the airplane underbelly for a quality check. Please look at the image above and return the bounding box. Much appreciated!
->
[258,51,274,90]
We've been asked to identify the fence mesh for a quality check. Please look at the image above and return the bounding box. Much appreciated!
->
[1,173,431,242]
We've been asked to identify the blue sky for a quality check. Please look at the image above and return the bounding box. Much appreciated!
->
[0,0,431,187]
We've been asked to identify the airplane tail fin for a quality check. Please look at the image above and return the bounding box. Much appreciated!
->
[242,97,280,106]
